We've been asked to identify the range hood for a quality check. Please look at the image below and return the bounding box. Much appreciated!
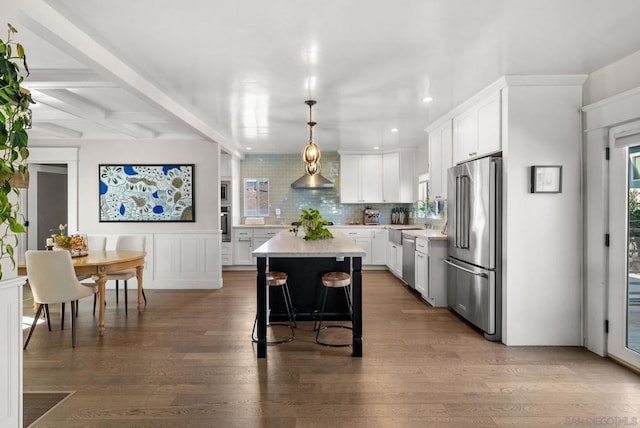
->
[290,172,334,189]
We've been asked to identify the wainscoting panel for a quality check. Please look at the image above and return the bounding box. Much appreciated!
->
[152,232,222,289]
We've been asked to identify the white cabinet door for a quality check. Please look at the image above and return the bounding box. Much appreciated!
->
[360,155,383,203]
[453,91,502,165]
[415,250,428,296]
[427,240,448,307]
[353,237,372,265]
[383,151,415,203]
[429,121,453,200]
[340,154,383,203]
[340,155,361,203]
[371,229,388,265]
[453,107,477,164]
[387,241,402,278]
[428,128,442,199]
[233,229,254,265]
[476,91,501,156]
[221,242,232,266]
[383,152,400,202]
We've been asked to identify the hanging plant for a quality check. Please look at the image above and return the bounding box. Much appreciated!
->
[0,23,31,279]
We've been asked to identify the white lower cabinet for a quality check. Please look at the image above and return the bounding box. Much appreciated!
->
[415,247,428,297]
[387,241,403,278]
[233,227,287,266]
[339,228,372,265]
[415,237,447,306]
[371,229,388,265]
[233,229,254,265]
[221,242,232,266]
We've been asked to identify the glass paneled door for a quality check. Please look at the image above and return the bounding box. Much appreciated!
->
[608,122,640,369]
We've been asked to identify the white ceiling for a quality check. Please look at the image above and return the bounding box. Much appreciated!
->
[8,0,640,158]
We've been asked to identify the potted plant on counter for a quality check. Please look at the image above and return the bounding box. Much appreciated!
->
[290,208,333,241]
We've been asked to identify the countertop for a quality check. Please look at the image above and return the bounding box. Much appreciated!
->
[234,223,419,229]
[234,223,448,240]
[401,229,448,241]
[252,230,366,258]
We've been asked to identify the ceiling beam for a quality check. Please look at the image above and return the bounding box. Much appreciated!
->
[32,89,158,139]
[35,122,83,138]
[18,0,244,159]
[25,69,116,89]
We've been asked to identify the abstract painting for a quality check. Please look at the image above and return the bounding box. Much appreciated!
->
[99,164,195,222]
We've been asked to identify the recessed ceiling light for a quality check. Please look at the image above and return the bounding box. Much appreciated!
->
[422,96,433,103]
[245,147,253,151]
[390,128,399,133]
[373,146,380,150]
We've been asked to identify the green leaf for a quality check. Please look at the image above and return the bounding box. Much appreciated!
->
[16,43,24,59]
[8,220,25,234]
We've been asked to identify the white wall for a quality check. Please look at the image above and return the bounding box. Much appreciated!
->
[28,139,223,289]
[502,83,584,346]
[72,139,219,233]
[583,49,640,105]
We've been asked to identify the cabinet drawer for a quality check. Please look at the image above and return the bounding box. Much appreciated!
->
[340,228,372,239]
[234,229,253,238]
[253,228,285,238]
[416,238,428,254]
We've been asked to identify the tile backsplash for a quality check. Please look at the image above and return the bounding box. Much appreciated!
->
[240,152,416,225]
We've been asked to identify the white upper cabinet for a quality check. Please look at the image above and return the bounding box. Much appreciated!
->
[340,154,383,203]
[476,91,502,157]
[428,120,452,200]
[340,151,414,204]
[453,90,501,164]
[382,151,415,203]
[360,155,384,203]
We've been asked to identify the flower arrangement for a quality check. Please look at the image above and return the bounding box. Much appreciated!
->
[51,224,87,254]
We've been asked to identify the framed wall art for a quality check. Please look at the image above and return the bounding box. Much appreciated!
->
[99,164,195,222]
[530,165,562,194]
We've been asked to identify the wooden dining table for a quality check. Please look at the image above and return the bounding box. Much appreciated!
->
[18,250,146,336]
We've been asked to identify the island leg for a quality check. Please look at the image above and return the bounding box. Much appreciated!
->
[257,257,267,358]
[352,256,362,357]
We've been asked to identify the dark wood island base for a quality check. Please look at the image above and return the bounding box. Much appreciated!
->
[253,231,365,358]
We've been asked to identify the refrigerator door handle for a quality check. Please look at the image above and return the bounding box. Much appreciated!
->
[460,175,470,249]
[455,175,461,248]
[443,259,488,278]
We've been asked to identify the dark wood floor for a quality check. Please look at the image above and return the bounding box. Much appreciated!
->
[22,270,640,427]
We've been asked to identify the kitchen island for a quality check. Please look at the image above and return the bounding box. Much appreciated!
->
[253,230,366,358]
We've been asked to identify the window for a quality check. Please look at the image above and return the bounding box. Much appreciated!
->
[243,178,269,217]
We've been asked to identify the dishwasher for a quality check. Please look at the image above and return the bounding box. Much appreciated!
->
[401,232,416,289]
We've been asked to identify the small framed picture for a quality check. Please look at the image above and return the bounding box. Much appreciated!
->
[530,165,562,193]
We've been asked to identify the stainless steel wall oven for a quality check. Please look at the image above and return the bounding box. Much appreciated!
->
[221,206,230,242]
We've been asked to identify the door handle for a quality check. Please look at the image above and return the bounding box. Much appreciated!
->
[443,259,488,278]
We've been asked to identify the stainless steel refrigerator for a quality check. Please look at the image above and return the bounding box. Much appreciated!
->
[445,156,502,341]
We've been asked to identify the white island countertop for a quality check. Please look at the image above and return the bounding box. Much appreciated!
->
[253,230,366,258]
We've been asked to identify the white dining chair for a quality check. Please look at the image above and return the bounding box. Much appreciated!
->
[24,250,98,349]
[108,235,146,315]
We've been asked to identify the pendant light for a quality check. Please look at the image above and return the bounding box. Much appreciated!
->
[290,99,334,189]
[302,100,321,174]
